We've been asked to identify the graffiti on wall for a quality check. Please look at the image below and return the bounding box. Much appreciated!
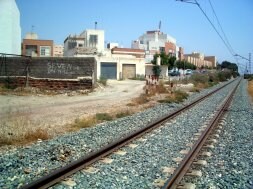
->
[47,62,80,75]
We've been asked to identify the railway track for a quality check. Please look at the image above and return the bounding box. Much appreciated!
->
[21,78,240,189]
[162,78,241,189]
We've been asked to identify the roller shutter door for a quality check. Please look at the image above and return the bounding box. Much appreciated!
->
[101,62,117,79]
[122,64,136,79]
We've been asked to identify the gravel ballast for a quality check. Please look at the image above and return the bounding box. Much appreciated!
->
[0,79,240,188]
[195,79,253,189]
[51,79,239,189]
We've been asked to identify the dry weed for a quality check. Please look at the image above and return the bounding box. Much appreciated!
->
[115,110,132,118]
[158,90,188,104]
[132,94,149,105]
[73,116,97,129]
[248,80,253,101]
[0,109,49,146]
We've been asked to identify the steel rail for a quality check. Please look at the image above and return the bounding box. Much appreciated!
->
[162,78,241,189]
[21,79,237,189]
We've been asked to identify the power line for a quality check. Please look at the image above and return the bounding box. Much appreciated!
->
[176,0,245,71]
[193,0,235,57]
[208,0,235,56]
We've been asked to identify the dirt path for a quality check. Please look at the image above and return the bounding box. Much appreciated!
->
[0,80,145,129]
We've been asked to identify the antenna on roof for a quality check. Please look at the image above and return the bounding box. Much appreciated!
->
[31,25,34,34]
[158,20,161,32]
[95,21,97,30]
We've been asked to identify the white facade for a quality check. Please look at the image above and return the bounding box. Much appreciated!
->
[132,31,176,52]
[53,44,64,57]
[64,29,105,57]
[80,29,105,53]
[74,49,146,80]
[0,0,21,55]
[64,29,146,80]
[132,30,177,62]
[96,50,145,80]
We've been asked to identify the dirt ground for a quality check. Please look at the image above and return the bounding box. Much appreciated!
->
[0,80,147,134]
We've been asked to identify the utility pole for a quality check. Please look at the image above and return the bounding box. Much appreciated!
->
[249,53,251,74]
[234,53,250,74]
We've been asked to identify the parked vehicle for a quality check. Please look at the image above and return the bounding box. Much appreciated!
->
[185,69,193,75]
[169,70,180,76]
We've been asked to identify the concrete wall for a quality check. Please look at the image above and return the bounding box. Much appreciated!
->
[0,57,96,89]
[1,57,96,78]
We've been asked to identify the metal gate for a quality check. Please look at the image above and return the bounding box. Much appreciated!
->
[122,64,136,79]
[101,62,117,79]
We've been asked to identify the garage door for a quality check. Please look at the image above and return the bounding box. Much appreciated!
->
[101,62,117,79]
[122,64,136,79]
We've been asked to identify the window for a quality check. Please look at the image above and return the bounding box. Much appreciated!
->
[159,47,165,52]
[40,46,51,57]
[89,35,98,47]
[68,41,77,49]
[25,45,37,56]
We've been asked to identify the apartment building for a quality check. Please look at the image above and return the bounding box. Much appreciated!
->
[132,30,178,62]
[0,0,21,55]
[184,52,216,68]
[53,45,64,57]
[64,29,104,57]
[22,32,53,57]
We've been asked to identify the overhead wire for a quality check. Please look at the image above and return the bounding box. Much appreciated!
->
[193,0,246,72]
[208,0,236,56]
[176,0,247,72]
[193,0,235,57]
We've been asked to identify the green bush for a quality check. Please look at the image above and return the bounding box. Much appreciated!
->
[152,65,161,77]
[158,90,188,104]
[98,76,108,86]
[189,73,209,86]
[116,110,132,118]
[130,74,146,81]
[96,113,113,121]
[174,90,189,102]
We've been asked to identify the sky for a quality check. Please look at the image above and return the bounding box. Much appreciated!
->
[16,0,253,70]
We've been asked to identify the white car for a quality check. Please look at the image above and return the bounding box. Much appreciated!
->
[185,69,193,75]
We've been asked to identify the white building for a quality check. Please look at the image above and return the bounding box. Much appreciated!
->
[0,0,21,55]
[64,29,104,57]
[64,29,145,80]
[53,44,64,57]
[132,30,177,62]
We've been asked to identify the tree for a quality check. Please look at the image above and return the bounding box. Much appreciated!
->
[175,60,197,70]
[151,52,176,70]
[152,65,161,77]
[221,61,238,72]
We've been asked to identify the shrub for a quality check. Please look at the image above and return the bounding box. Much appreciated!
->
[190,73,209,85]
[96,113,113,121]
[174,90,189,102]
[130,74,146,81]
[116,110,132,118]
[132,94,149,105]
[189,87,200,93]
[98,76,108,86]
[73,116,97,128]
[156,80,168,94]
[217,72,227,82]
[158,90,188,104]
